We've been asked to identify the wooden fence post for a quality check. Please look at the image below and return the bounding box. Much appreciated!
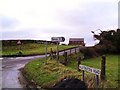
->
[64,50,65,54]
[77,57,81,71]
[101,55,106,80]
[50,48,53,60]
[64,52,67,65]
[75,48,76,54]
[70,49,71,55]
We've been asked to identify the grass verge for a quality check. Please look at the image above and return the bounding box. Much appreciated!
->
[23,58,81,88]
[23,52,119,88]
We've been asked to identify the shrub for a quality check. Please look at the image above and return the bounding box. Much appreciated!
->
[80,47,99,59]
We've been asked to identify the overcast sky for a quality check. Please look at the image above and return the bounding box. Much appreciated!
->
[0,0,118,46]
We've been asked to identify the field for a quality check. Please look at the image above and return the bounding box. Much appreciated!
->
[1,43,75,56]
[67,54,119,88]
[23,53,119,88]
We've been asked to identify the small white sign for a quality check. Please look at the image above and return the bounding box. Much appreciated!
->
[79,64,101,75]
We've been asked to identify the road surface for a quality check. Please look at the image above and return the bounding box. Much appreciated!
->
[2,55,46,89]
[2,47,81,89]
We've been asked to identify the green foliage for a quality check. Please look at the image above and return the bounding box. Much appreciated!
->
[93,29,120,54]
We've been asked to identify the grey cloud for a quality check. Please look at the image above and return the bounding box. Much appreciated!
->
[0,16,18,29]
[1,1,117,46]
[2,29,35,40]
[57,2,117,28]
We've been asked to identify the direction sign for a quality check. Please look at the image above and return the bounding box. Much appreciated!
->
[79,64,101,75]
[51,37,65,42]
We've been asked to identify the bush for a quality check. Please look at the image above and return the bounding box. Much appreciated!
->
[94,44,107,55]
[94,44,117,54]
[80,47,99,59]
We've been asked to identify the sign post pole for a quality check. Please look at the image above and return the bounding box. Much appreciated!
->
[51,37,65,62]
[79,64,101,86]
[96,75,99,88]
[82,70,85,81]
[56,41,59,62]
[45,41,48,64]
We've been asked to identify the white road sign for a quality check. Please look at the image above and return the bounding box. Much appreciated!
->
[79,64,101,75]
[51,37,65,42]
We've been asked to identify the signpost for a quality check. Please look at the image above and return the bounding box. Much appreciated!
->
[51,37,65,61]
[51,37,65,42]
[78,55,106,88]
[79,65,101,75]
[79,64,101,88]
[45,41,48,64]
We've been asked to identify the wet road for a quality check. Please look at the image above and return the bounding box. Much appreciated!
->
[2,55,46,88]
[2,47,81,89]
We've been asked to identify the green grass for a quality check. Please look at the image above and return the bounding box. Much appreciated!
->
[23,58,81,88]
[2,43,75,56]
[67,54,119,88]
[23,52,119,88]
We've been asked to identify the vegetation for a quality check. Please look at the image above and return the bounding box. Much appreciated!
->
[67,54,119,88]
[23,58,81,88]
[1,43,75,56]
[23,51,119,88]
[92,28,120,54]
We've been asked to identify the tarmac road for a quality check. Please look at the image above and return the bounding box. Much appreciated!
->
[1,47,81,89]
[2,55,46,89]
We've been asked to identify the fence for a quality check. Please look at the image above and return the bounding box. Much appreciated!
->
[50,46,80,60]
[49,46,106,88]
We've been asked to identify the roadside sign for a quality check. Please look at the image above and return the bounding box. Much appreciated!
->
[79,64,101,75]
[17,40,21,45]
[51,37,65,42]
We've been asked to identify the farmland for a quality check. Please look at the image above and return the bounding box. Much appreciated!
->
[1,43,75,56]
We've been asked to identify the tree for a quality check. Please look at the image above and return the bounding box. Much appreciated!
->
[92,28,120,54]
